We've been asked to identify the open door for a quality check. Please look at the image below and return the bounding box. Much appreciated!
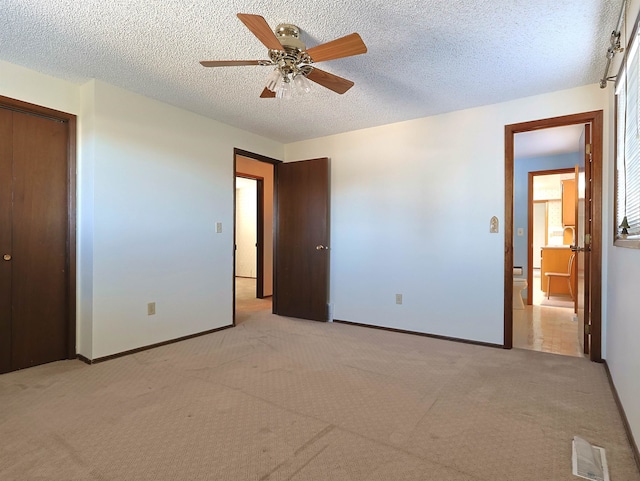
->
[274,158,330,321]
[573,125,591,355]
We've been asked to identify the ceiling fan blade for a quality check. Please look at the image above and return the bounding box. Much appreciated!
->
[200,60,271,67]
[306,68,355,94]
[237,13,284,51]
[260,88,276,98]
[305,33,367,63]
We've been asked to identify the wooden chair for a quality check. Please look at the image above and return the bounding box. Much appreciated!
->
[545,253,576,300]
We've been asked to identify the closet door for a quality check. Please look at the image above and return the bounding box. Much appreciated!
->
[0,109,12,373]
[0,107,70,373]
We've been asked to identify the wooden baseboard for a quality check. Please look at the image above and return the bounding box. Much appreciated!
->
[76,324,234,365]
[333,319,503,349]
[76,354,91,365]
[603,360,640,472]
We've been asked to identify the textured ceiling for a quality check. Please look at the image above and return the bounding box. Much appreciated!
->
[0,0,620,143]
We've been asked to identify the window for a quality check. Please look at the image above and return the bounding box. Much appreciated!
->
[615,19,640,247]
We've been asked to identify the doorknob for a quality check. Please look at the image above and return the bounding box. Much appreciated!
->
[316,245,328,250]
[3,254,11,261]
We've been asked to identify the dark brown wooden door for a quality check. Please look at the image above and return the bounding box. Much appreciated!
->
[274,158,329,321]
[0,108,12,372]
[0,107,70,373]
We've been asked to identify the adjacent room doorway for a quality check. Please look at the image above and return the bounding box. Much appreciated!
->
[504,111,603,362]
[234,150,276,323]
[233,150,331,324]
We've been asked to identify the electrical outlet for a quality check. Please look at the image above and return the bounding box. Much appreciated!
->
[147,302,156,316]
[517,228,524,236]
[395,294,403,305]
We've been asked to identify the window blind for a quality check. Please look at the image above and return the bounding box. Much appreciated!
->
[616,27,640,239]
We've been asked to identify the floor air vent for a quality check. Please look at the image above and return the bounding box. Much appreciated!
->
[572,436,610,481]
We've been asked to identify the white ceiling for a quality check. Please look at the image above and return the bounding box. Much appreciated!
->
[514,124,585,159]
[0,0,620,144]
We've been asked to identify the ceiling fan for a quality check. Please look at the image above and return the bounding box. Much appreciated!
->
[200,13,367,99]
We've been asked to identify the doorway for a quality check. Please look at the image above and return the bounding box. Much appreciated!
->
[504,111,603,362]
[527,168,577,307]
[235,176,262,293]
[515,167,583,357]
[233,149,278,324]
[235,175,271,320]
[233,150,331,324]
[0,96,77,374]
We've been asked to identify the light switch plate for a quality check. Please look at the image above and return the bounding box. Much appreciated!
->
[517,228,524,236]
[490,216,499,233]
[216,222,222,233]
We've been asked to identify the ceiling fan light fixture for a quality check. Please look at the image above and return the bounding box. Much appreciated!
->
[275,78,292,99]
[266,66,312,99]
[265,68,281,92]
[276,73,312,99]
[293,72,312,94]
[201,14,367,98]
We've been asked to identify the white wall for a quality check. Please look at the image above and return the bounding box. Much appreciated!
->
[606,248,640,449]
[235,181,258,278]
[285,84,608,345]
[88,81,283,358]
[78,81,96,359]
[0,60,80,114]
[604,0,640,455]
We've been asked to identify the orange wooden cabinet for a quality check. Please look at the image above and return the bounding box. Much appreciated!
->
[561,179,576,227]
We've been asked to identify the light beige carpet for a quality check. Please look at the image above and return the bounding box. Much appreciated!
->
[1,298,638,480]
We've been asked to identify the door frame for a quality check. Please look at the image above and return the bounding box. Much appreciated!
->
[0,95,77,362]
[232,148,280,324]
[504,110,603,361]
[526,168,575,305]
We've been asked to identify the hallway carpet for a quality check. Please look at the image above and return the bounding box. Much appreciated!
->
[1,307,638,480]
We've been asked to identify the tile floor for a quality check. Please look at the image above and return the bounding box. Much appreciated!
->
[513,269,584,358]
